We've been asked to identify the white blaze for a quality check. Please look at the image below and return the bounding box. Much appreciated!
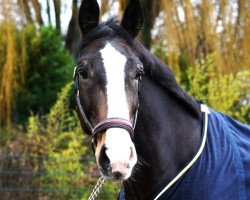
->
[100,43,129,120]
[100,43,136,177]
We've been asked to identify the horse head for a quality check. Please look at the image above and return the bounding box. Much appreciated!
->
[75,0,144,181]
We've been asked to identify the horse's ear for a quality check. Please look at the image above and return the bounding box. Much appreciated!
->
[121,0,144,38]
[78,0,100,36]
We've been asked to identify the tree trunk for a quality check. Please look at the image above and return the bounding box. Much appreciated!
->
[46,0,51,24]
[31,0,44,26]
[140,0,161,50]
[140,2,153,50]
[17,0,33,24]
[65,0,80,54]
[53,0,61,34]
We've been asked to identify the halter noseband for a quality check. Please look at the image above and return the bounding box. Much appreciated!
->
[73,65,140,154]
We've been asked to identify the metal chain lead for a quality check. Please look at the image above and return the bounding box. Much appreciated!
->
[88,176,106,200]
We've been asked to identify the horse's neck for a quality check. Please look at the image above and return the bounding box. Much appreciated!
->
[124,76,202,199]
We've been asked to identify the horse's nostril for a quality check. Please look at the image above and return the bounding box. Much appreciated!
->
[99,145,110,172]
[113,171,122,180]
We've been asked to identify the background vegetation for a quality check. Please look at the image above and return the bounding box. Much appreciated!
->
[0,0,249,199]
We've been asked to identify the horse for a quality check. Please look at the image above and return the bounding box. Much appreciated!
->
[74,0,250,199]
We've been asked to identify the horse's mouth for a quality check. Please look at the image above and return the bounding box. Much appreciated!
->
[100,167,131,181]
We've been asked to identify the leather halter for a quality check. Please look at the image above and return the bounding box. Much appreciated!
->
[73,65,140,154]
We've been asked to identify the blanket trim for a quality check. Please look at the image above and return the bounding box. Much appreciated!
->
[153,104,210,200]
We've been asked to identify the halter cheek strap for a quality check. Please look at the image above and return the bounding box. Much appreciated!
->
[76,91,93,135]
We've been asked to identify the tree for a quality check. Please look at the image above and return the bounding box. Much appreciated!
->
[15,25,74,122]
[17,0,43,25]
[0,0,21,128]
[140,0,161,49]
[46,0,52,24]
[31,0,44,25]
[65,0,80,54]
[0,22,17,128]
[53,0,61,34]
[159,0,250,73]
[17,0,33,24]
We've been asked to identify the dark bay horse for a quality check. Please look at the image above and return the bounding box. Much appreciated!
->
[74,0,250,199]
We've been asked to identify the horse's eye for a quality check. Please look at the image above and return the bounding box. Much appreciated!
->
[135,73,141,80]
[78,68,89,79]
[135,67,144,80]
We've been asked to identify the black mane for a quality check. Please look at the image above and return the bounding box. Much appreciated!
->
[79,18,201,118]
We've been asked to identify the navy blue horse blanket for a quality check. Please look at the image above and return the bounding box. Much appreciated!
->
[119,109,250,200]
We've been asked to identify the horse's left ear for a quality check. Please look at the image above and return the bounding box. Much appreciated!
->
[121,0,144,38]
[78,0,100,36]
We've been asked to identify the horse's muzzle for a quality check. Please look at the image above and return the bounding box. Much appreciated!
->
[96,128,137,181]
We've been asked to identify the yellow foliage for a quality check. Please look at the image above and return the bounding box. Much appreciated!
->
[0,21,17,128]
[160,0,250,73]
[186,54,250,123]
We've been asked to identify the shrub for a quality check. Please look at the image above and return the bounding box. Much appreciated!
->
[153,46,250,124]
[26,83,121,199]
[185,54,250,123]
[15,25,74,123]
